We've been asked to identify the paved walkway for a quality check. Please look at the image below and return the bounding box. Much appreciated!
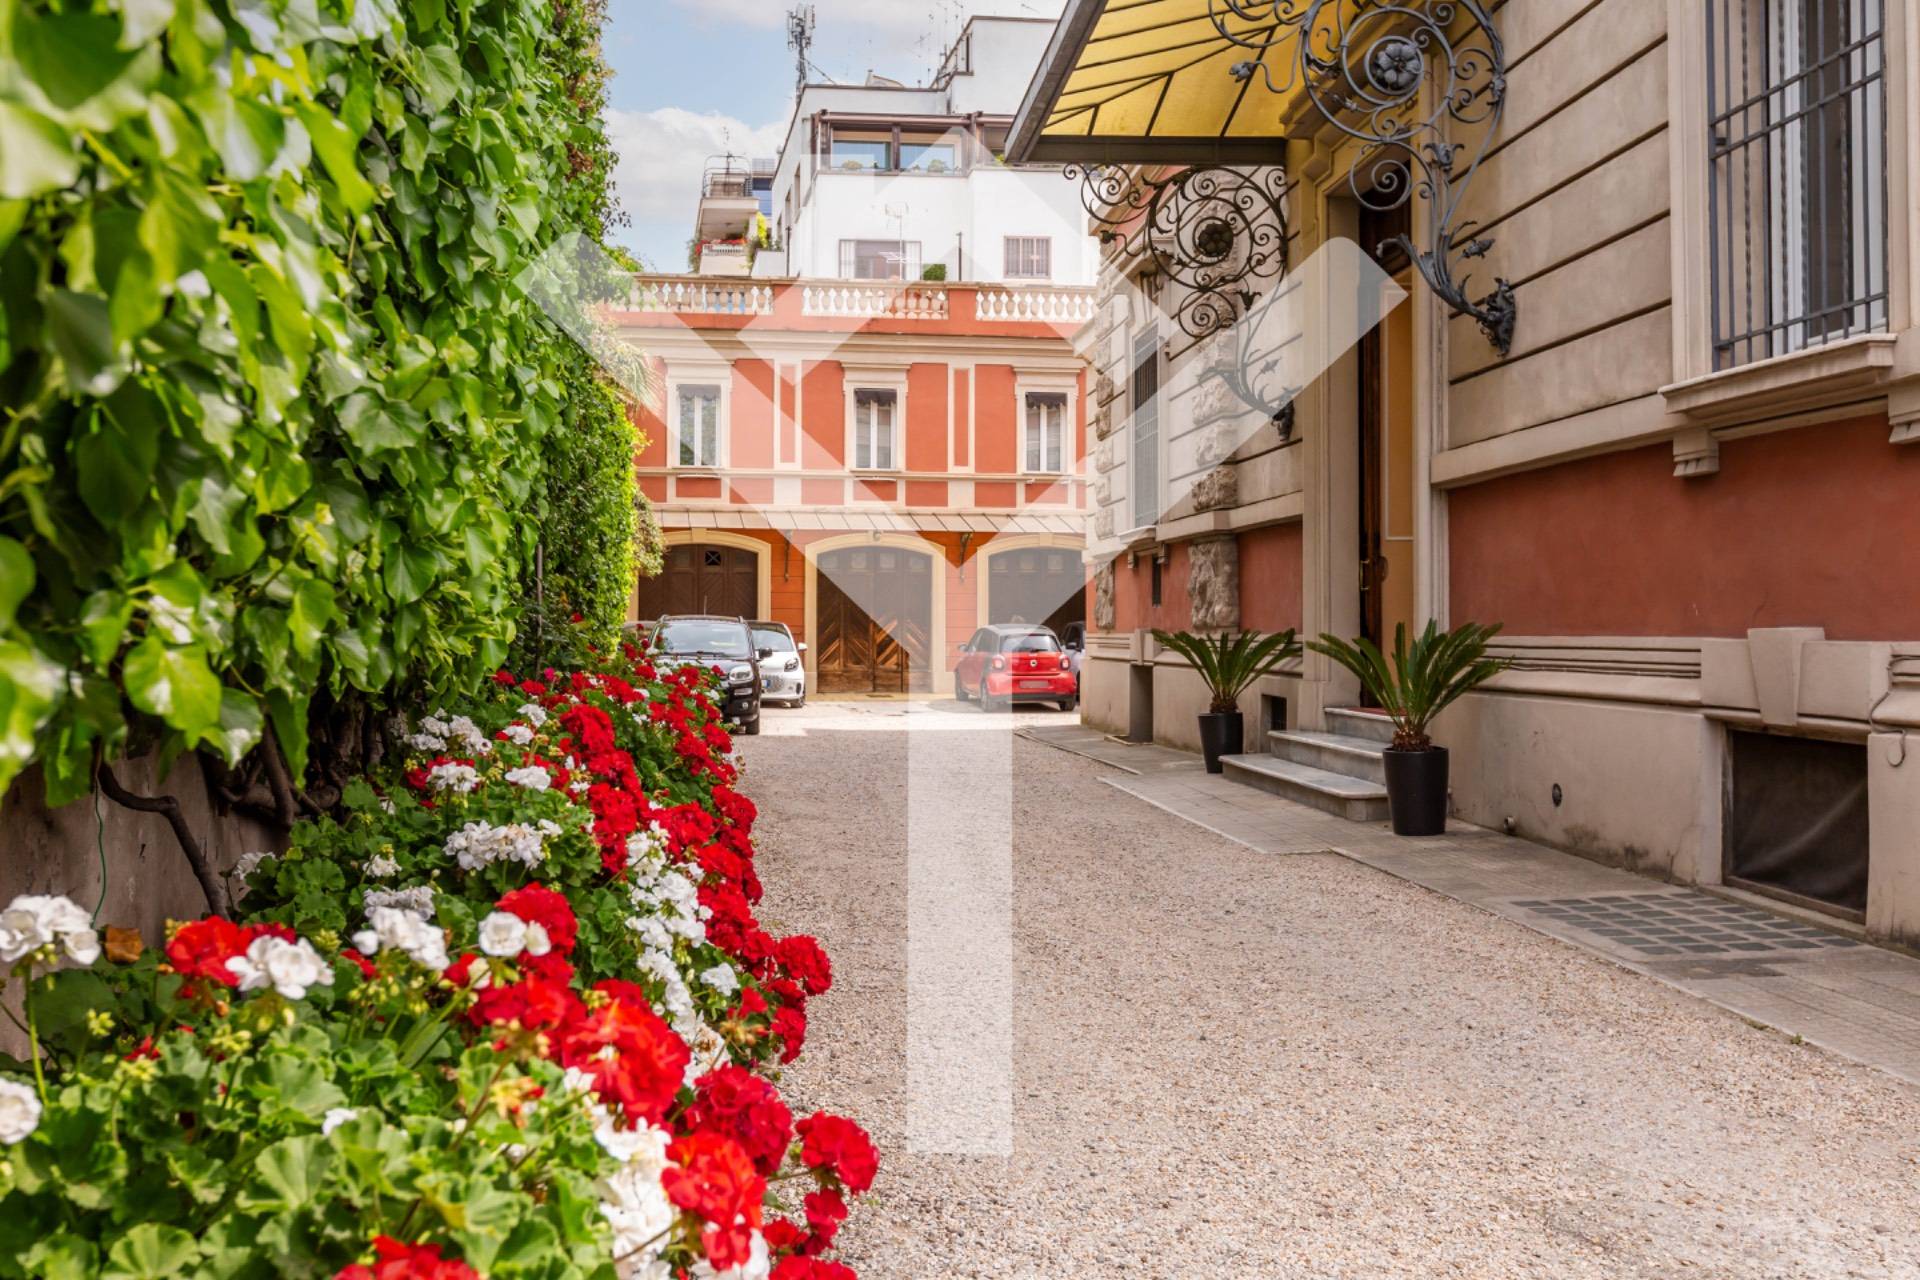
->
[742,702,1920,1280]
[1023,723,1920,1090]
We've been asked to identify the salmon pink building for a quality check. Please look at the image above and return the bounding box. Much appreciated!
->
[617,18,1097,695]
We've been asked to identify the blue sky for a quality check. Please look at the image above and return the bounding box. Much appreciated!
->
[602,0,1063,269]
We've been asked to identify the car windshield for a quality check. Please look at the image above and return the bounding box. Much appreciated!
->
[1001,631,1059,653]
[653,619,751,659]
[751,626,793,653]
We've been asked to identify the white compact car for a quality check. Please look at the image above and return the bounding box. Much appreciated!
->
[751,620,807,707]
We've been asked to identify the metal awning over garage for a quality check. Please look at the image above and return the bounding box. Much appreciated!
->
[1008,0,1365,164]
[657,509,1088,538]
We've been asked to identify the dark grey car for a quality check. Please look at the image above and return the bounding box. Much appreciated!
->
[646,615,763,735]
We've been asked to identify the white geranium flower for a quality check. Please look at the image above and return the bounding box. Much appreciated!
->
[517,702,548,727]
[522,922,551,957]
[365,854,400,879]
[477,911,529,958]
[0,895,99,967]
[699,965,739,998]
[444,821,550,871]
[321,1107,358,1136]
[227,935,335,1001]
[501,724,534,746]
[504,766,551,792]
[62,928,101,966]
[0,1078,42,1144]
[354,907,449,971]
[426,763,479,793]
[363,886,435,917]
[599,1136,677,1259]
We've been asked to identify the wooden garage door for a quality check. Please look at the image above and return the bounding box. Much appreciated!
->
[636,544,758,621]
[816,546,933,693]
[987,547,1085,634]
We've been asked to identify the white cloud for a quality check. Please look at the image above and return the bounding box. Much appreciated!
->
[607,106,787,268]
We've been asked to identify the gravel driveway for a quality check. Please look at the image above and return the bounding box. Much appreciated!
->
[740,701,1920,1280]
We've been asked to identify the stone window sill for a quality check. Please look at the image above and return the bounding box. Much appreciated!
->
[1659,334,1898,427]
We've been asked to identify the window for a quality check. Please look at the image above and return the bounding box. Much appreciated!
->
[675,384,722,468]
[1004,236,1052,280]
[839,239,921,280]
[900,140,958,173]
[1705,0,1888,369]
[829,137,890,171]
[1130,329,1160,528]
[1150,555,1163,608]
[1024,392,1068,473]
[852,388,898,470]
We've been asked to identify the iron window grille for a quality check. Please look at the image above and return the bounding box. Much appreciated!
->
[852,389,898,470]
[1706,0,1889,370]
[676,384,722,468]
[1004,236,1053,280]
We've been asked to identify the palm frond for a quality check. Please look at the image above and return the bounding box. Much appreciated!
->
[1308,621,1510,749]
[1152,627,1301,714]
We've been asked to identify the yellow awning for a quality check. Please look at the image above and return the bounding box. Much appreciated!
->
[1008,0,1358,164]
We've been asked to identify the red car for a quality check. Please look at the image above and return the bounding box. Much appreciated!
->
[953,625,1078,712]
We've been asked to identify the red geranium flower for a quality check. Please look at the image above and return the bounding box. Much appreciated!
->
[770,1259,859,1280]
[663,1132,766,1271]
[495,884,578,955]
[774,935,832,996]
[802,1188,848,1253]
[165,917,257,988]
[333,1237,479,1280]
[795,1113,878,1194]
[687,1065,794,1175]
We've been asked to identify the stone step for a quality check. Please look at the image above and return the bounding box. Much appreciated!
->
[1220,753,1392,823]
[1326,707,1398,745]
[1269,730,1388,784]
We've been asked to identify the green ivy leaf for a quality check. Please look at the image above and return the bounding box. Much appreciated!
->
[122,634,221,733]
[0,102,80,199]
[0,538,33,629]
[78,591,135,667]
[46,289,126,397]
[0,639,62,799]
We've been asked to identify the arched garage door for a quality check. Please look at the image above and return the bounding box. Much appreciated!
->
[815,546,933,693]
[636,543,759,621]
[987,546,1085,634]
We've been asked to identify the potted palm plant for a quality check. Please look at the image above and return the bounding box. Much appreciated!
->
[1151,628,1300,773]
[1308,621,1509,836]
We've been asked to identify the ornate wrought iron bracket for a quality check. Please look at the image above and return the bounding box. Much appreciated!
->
[1214,0,1518,355]
[1068,163,1301,432]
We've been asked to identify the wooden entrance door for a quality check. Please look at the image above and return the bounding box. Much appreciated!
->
[986,546,1085,634]
[815,546,933,693]
[636,543,758,621]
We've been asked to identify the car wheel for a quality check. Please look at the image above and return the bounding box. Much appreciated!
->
[978,677,1002,713]
[740,713,761,736]
[793,691,806,708]
[954,673,969,702]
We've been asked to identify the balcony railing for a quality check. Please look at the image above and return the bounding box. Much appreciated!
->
[621,275,1096,325]
[627,276,774,316]
[975,287,1097,324]
[801,283,950,320]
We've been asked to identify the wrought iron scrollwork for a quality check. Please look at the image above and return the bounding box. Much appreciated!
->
[1211,0,1517,353]
[1066,163,1297,353]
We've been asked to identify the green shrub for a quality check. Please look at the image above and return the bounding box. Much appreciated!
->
[0,0,625,817]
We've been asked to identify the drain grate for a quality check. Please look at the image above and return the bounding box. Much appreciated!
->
[1507,892,1861,958]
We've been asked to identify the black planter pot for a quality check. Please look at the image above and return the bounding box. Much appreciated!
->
[1381,746,1449,836]
[1197,711,1244,774]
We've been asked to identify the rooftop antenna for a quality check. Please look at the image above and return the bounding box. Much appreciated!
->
[786,4,816,96]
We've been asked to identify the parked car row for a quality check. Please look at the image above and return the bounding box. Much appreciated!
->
[641,614,1088,729]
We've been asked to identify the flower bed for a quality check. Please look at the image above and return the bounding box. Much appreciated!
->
[0,644,871,1280]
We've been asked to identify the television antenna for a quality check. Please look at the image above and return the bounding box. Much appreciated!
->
[786,5,816,96]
